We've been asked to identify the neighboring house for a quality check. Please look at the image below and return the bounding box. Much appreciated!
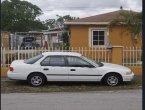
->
[4,28,69,49]
[15,32,43,49]
[43,27,69,47]
[65,10,142,48]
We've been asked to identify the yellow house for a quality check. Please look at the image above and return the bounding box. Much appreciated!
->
[65,10,142,48]
[64,10,142,75]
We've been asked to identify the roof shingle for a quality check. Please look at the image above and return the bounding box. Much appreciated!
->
[65,10,138,25]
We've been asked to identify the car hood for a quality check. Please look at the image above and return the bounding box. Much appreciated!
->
[102,62,130,71]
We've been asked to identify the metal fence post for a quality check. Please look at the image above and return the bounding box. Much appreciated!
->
[18,45,20,60]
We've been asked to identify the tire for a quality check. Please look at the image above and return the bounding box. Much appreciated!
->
[27,73,46,87]
[103,74,121,86]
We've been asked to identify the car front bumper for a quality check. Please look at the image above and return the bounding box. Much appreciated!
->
[122,72,134,81]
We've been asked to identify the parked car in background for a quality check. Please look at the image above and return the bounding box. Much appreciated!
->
[7,52,134,87]
[21,41,40,49]
[20,37,40,49]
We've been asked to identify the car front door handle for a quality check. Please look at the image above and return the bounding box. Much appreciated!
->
[43,68,49,70]
[70,69,76,71]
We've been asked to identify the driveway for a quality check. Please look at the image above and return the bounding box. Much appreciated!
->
[1,89,142,110]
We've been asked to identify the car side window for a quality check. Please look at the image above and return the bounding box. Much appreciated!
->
[41,56,65,66]
[66,56,94,67]
[40,57,50,66]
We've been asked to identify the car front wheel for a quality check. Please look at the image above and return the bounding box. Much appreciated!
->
[103,74,121,86]
[27,73,46,87]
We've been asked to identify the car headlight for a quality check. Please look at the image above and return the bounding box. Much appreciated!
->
[126,71,132,75]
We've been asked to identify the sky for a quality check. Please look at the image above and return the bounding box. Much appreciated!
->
[2,0,142,21]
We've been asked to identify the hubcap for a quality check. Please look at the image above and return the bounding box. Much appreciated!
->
[107,76,118,86]
[31,76,42,86]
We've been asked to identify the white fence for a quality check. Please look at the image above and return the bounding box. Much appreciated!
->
[1,46,142,67]
[123,47,142,66]
[1,46,111,67]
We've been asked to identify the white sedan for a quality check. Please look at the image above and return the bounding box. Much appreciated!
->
[7,52,134,87]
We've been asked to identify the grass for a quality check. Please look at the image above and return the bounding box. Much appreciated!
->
[1,76,142,93]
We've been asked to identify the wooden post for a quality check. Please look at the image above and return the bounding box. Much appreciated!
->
[3,48,6,66]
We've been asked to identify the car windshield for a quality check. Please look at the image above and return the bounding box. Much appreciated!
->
[24,54,43,64]
[81,56,104,67]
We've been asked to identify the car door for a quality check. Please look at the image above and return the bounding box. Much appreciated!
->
[66,56,101,81]
[40,56,69,81]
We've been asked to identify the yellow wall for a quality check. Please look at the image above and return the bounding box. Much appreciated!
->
[0,67,9,77]
[1,32,10,48]
[109,26,141,47]
[70,25,89,47]
[70,25,142,47]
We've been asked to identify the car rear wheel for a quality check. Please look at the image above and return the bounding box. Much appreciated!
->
[27,73,46,87]
[103,74,121,86]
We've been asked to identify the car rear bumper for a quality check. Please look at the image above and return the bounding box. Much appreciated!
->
[122,72,134,81]
[7,71,27,80]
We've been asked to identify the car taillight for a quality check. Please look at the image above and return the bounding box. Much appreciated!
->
[9,67,14,72]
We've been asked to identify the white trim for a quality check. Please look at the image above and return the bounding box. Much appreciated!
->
[65,22,109,25]
[43,31,68,35]
[48,26,64,31]
[89,27,108,47]
[106,28,109,46]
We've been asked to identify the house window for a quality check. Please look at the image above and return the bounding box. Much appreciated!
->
[92,30,105,46]
[90,29,107,47]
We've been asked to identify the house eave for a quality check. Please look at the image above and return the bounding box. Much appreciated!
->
[64,22,110,25]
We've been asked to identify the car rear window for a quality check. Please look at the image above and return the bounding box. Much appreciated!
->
[24,54,43,64]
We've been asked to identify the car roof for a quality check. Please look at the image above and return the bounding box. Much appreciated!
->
[42,52,82,57]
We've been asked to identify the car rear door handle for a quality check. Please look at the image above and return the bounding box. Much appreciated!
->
[43,68,49,70]
[70,69,76,71]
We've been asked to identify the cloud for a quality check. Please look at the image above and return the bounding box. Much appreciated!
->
[29,0,123,11]
[2,0,142,21]
[29,0,142,21]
